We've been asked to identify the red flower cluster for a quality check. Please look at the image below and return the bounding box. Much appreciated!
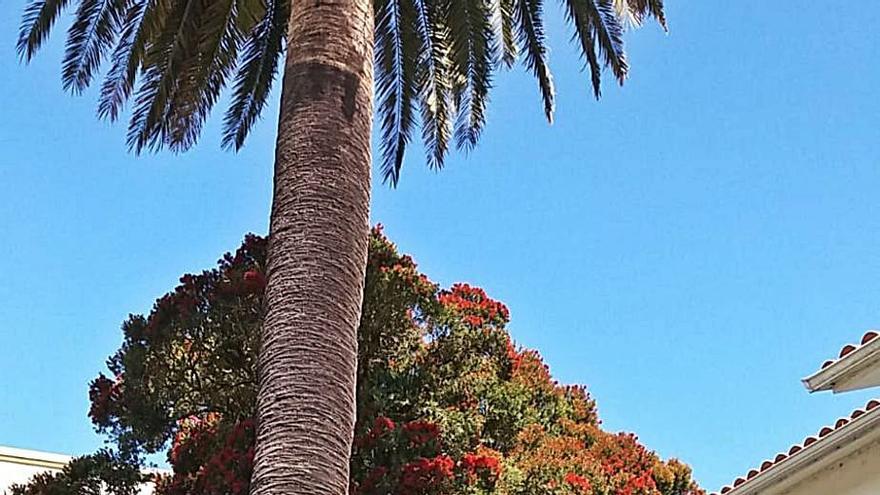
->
[461,452,502,477]
[598,433,655,476]
[356,466,388,493]
[618,471,658,495]
[438,283,510,323]
[169,413,222,465]
[374,416,396,433]
[463,314,484,327]
[507,341,523,369]
[196,421,255,495]
[399,455,454,493]
[402,420,440,446]
[357,416,396,448]
[163,419,255,495]
[225,234,267,268]
[565,472,592,492]
[509,348,553,389]
[242,270,266,293]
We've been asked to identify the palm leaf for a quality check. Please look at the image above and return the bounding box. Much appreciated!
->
[375,0,422,184]
[497,0,516,68]
[17,0,72,62]
[62,0,130,93]
[163,0,243,150]
[222,0,289,150]
[624,0,666,30]
[563,0,627,96]
[413,0,453,171]
[514,0,553,121]
[127,0,206,153]
[96,0,152,122]
[448,0,496,150]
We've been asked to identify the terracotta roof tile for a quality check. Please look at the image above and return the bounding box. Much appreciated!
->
[816,331,880,372]
[711,399,880,495]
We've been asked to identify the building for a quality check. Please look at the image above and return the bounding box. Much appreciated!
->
[1,445,157,495]
[714,330,880,495]
[0,446,71,493]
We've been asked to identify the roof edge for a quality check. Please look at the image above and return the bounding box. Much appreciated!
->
[713,399,880,495]
[803,332,880,393]
[0,446,71,470]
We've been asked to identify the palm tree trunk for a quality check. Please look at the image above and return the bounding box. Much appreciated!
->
[250,0,374,492]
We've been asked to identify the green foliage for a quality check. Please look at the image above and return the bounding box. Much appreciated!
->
[13,227,702,495]
[18,0,666,184]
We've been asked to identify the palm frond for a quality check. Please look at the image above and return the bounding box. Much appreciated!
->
[415,0,453,170]
[624,0,666,30]
[497,0,516,68]
[513,0,553,121]
[96,0,151,122]
[62,0,130,93]
[222,0,289,151]
[448,0,496,151]
[563,0,627,96]
[163,0,243,150]
[17,0,72,62]
[375,0,422,184]
[126,0,207,153]
[582,26,601,98]
[647,0,666,30]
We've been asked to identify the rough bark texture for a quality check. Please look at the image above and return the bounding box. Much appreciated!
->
[250,0,374,492]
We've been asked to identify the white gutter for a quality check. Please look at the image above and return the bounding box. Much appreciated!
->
[802,336,880,393]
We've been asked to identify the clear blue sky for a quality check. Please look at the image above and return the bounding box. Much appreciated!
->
[2,2,880,492]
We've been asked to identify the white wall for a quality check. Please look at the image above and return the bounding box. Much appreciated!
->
[0,461,61,493]
[0,447,156,495]
[779,439,880,495]
[0,447,69,494]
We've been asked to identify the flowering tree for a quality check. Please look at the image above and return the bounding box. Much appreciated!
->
[11,228,703,495]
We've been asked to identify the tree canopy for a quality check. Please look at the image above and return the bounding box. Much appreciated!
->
[11,227,703,495]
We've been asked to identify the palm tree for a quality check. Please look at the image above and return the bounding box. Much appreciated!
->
[17,0,665,493]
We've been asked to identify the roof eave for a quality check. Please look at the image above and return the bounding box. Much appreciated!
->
[803,338,880,393]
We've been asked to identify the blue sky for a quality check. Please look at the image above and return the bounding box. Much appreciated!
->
[2,1,880,492]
